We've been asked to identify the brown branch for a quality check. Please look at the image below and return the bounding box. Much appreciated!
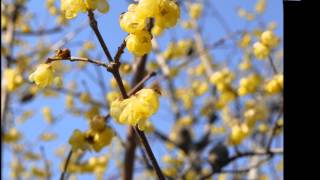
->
[59,150,73,180]
[123,126,137,180]
[268,55,279,75]
[266,111,283,151]
[46,56,108,68]
[87,10,114,63]
[220,156,272,174]
[200,149,282,179]
[129,72,157,95]
[134,128,166,180]
[114,39,127,64]
[15,26,62,36]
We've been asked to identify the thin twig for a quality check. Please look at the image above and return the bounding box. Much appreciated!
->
[114,39,127,64]
[15,26,62,36]
[59,150,73,180]
[40,146,51,180]
[268,55,279,75]
[87,10,114,63]
[46,56,108,68]
[129,71,157,96]
[134,128,166,180]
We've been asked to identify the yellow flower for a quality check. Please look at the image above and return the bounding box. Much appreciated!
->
[127,4,137,12]
[189,3,203,19]
[54,76,64,88]
[89,115,106,133]
[139,120,154,133]
[238,33,251,48]
[120,11,146,34]
[39,132,57,142]
[69,129,90,151]
[264,74,283,95]
[151,25,164,37]
[191,80,208,96]
[110,89,160,129]
[253,41,270,60]
[177,116,193,127]
[61,0,86,19]
[261,30,279,49]
[31,166,48,178]
[119,96,150,126]
[80,92,91,104]
[258,123,269,134]
[29,63,55,88]
[42,106,54,124]
[209,68,234,87]
[239,55,252,71]
[185,170,197,180]
[91,127,114,152]
[60,0,109,19]
[181,20,194,29]
[96,0,109,13]
[10,158,25,178]
[106,91,121,104]
[229,124,249,145]
[4,68,23,92]
[163,167,177,177]
[255,0,266,14]
[85,105,100,120]
[3,128,22,143]
[110,99,130,124]
[24,151,41,161]
[136,0,161,18]
[65,94,74,109]
[237,73,261,96]
[155,0,180,29]
[126,31,152,56]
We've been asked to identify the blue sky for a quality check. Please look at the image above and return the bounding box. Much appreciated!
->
[3,0,283,179]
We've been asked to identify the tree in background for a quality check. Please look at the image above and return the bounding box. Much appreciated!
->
[1,0,283,179]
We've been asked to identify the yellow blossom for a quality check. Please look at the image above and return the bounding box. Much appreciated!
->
[253,41,270,60]
[42,106,54,124]
[4,68,23,92]
[39,132,57,141]
[60,0,109,19]
[69,129,90,151]
[189,3,203,19]
[29,63,55,88]
[110,89,159,130]
[261,30,279,49]
[3,128,22,143]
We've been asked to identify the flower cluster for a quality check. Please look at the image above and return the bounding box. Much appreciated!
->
[3,68,23,92]
[65,154,108,178]
[60,0,109,19]
[237,73,261,96]
[69,115,114,152]
[229,123,249,145]
[209,68,236,109]
[110,88,160,131]
[243,100,268,128]
[120,0,180,56]
[162,39,193,60]
[264,74,283,95]
[253,30,279,59]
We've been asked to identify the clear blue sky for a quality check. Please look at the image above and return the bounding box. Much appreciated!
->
[3,0,283,179]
